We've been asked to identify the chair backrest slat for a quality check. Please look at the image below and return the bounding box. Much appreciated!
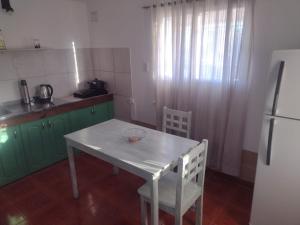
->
[175,140,208,211]
[162,106,192,138]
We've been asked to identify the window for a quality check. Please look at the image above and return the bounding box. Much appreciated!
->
[155,5,245,82]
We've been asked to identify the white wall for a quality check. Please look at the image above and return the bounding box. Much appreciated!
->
[3,0,300,152]
[91,48,133,122]
[86,0,300,152]
[243,0,300,152]
[86,0,156,124]
[0,48,95,103]
[0,0,90,49]
[0,0,92,103]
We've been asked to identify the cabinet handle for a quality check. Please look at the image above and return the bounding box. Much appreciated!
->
[42,122,46,129]
[91,106,96,114]
[14,130,17,139]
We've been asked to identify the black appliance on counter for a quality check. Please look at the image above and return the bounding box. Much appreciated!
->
[73,79,108,99]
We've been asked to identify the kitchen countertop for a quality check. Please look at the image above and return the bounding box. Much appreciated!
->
[60,95,85,103]
[0,94,114,126]
[0,98,70,121]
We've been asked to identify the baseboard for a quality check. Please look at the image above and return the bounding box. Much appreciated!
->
[206,168,254,188]
[240,150,258,183]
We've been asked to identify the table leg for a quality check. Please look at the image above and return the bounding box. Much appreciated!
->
[67,144,79,199]
[150,177,159,225]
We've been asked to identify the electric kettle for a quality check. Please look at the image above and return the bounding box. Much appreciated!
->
[37,84,53,101]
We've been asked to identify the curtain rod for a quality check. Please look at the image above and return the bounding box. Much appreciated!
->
[142,0,200,9]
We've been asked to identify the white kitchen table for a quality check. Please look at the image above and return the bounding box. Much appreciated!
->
[64,119,199,225]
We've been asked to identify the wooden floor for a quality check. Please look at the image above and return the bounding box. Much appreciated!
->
[0,154,253,225]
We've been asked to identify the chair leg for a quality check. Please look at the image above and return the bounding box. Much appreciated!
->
[175,212,183,225]
[140,196,148,225]
[195,196,203,225]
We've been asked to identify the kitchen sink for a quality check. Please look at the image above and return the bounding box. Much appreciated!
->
[0,108,11,117]
[4,102,54,114]
[0,98,70,121]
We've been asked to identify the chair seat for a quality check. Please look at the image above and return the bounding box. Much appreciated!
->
[138,171,201,210]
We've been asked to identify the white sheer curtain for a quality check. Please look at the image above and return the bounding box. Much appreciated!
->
[152,0,253,176]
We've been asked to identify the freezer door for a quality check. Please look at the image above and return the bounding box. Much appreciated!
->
[250,116,300,225]
[265,49,300,119]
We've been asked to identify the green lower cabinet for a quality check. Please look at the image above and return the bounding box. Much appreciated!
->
[69,106,94,132]
[21,113,70,174]
[0,126,28,186]
[68,101,114,155]
[92,101,114,123]
[107,101,114,119]
[21,119,51,173]
[93,103,109,124]
[0,101,114,187]
[70,101,114,131]
[47,113,70,163]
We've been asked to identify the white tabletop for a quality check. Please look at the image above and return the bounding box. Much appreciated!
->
[65,119,199,179]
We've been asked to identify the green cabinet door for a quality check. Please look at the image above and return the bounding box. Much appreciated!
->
[69,101,114,132]
[69,106,94,131]
[107,101,114,119]
[93,103,108,124]
[93,101,114,124]
[21,119,51,173]
[47,113,70,163]
[0,126,28,186]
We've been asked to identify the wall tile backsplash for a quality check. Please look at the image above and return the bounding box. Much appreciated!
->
[113,48,131,73]
[0,80,19,103]
[0,53,17,81]
[92,47,132,122]
[14,51,46,78]
[43,49,71,75]
[92,48,114,72]
[0,47,132,121]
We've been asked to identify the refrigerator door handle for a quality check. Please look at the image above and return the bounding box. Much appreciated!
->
[271,61,285,116]
[266,118,275,165]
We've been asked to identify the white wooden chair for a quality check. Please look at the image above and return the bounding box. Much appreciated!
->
[138,140,208,225]
[162,106,192,138]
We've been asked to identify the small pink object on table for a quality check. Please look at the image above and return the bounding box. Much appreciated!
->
[123,128,146,143]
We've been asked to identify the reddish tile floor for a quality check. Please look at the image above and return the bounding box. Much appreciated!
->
[0,154,253,225]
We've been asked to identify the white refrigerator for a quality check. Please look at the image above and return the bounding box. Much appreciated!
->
[250,50,300,225]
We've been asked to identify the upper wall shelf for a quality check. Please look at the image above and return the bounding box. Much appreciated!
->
[0,48,49,54]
